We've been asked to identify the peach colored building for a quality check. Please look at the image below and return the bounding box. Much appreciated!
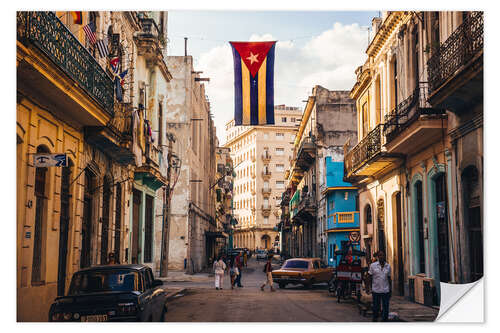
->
[224,105,302,251]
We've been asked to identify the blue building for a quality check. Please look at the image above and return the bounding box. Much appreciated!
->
[323,157,360,267]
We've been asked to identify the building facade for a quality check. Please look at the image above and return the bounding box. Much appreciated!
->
[345,11,483,304]
[16,11,171,321]
[224,105,302,251]
[284,87,357,260]
[213,147,234,256]
[165,56,218,273]
[323,157,360,267]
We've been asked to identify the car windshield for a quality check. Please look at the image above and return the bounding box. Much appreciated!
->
[283,260,309,269]
[257,250,266,254]
[68,270,141,295]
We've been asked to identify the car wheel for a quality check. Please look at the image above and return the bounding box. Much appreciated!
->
[278,283,286,289]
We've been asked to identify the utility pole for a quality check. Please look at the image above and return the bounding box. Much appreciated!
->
[160,134,175,277]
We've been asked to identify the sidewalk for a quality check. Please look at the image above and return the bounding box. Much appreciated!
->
[357,292,439,322]
[159,270,213,283]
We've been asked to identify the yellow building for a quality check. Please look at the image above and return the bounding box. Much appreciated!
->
[224,105,302,250]
[16,11,171,321]
[345,11,483,303]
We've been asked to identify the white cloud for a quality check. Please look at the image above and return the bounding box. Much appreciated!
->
[194,22,368,145]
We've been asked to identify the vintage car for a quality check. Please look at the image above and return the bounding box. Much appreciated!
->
[271,258,334,289]
[48,264,168,322]
[255,249,268,261]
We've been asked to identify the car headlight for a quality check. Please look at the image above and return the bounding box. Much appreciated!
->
[73,313,80,320]
[63,312,72,320]
[118,302,137,314]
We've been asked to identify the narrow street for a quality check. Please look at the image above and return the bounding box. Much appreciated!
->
[164,257,368,322]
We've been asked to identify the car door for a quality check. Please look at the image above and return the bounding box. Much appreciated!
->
[140,269,154,321]
[148,268,165,321]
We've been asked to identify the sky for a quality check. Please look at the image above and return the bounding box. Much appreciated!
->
[166,11,379,144]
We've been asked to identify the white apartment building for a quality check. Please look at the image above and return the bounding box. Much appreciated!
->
[224,105,302,250]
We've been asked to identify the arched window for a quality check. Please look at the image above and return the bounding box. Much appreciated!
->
[32,145,50,283]
[57,158,73,295]
[364,204,372,225]
[81,168,97,268]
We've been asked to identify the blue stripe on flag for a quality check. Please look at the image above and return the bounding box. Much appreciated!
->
[232,46,243,126]
[250,75,259,125]
[265,44,275,125]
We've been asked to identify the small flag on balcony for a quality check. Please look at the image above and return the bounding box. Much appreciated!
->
[71,11,82,25]
[114,69,128,102]
[96,39,109,58]
[83,21,97,45]
[110,56,120,74]
[229,41,276,126]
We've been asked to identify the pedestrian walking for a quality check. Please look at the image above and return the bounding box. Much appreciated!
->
[213,255,226,290]
[228,259,239,289]
[367,251,391,322]
[234,252,244,287]
[243,251,248,267]
[260,255,275,292]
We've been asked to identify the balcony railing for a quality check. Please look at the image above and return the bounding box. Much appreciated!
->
[383,82,446,142]
[17,11,114,115]
[293,136,316,171]
[344,124,383,177]
[262,187,272,195]
[146,143,160,167]
[261,205,271,217]
[334,212,356,224]
[427,11,483,94]
[262,170,272,178]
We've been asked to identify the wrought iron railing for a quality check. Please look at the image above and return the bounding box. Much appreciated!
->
[344,124,383,177]
[108,107,134,139]
[298,194,316,213]
[17,11,114,115]
[383,82,446,141]
[427,11,483,94]
[294,136,316,163]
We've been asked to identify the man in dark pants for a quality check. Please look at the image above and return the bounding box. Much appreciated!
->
[367,251,391,322]
[234,252,244,287]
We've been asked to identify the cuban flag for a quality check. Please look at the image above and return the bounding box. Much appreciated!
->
[229,41,276,126]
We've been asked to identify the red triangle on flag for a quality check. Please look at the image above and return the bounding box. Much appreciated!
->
[230,41,276,77]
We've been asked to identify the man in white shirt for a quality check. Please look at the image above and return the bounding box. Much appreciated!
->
[367,251,391,322]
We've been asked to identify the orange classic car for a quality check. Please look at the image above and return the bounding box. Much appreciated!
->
[271,258,334,289]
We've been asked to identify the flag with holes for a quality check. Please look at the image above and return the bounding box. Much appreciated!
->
[229,41,276,126]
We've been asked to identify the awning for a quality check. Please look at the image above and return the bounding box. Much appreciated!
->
[206,231,228,238]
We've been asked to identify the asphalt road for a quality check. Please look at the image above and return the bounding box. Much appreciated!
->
[164,257,369,322]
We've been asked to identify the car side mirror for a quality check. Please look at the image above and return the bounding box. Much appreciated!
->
[152,279,163,287]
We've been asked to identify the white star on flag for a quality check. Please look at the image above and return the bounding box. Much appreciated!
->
[246,52,259,64]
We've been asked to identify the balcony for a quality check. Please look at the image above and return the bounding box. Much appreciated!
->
[327,211,360,232]
[383,83,446,154]
[262,170,272,179]
[294,136,316,171]
[17,11,114,127]
[262,187,272,196]
[134,143,166,190]
[344,124,402,182]
[262,151,271,162]
[291,193,317,223]
[261,205,271,217]
[427,11,483,113]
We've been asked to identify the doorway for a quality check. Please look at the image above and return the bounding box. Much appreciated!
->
[80,169,96,269]
[57,161,72,296]
[377,199,386,254]
[394,192,404,295]
[101,177,111,265]
[132,189,142,264]
[435,173,450,282]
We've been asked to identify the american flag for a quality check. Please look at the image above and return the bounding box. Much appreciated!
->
[96,38,109,58]
[83,21,97,45]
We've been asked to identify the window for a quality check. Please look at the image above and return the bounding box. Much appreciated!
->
[276,148,284,156]
[276,164,284,172]
[33,149,48,283]
[329,200,334,211]
[362,101,369,137]
[276,181,285,189]
[263,181,269,189]
[276,133,284,140]
[291,117,295,122]
[264,217,269,224]
[282,117,287,122]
